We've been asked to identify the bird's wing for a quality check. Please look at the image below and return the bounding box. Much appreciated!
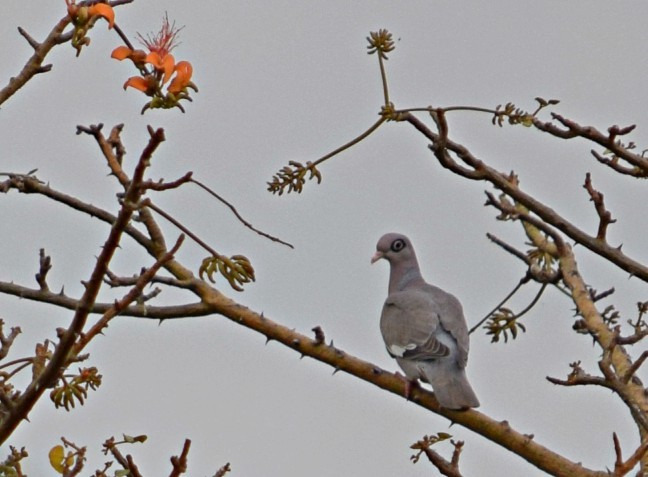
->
[380,289,449,361]
[423,284,470,368]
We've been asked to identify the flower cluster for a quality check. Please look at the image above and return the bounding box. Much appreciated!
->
[111,14,198,114]
[65,0,115,56]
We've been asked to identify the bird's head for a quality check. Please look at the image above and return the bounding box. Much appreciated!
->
[371,233,416,265]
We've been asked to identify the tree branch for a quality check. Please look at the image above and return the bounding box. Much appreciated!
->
[402,111,648,283]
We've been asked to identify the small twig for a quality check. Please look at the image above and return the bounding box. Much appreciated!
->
[613,432,648,476]
[143,172,193,192]
[213,463,231,477]
[0,320,22,361]
[103,437,144,477]
[112,22,135,51]
[589,287,616,302]
[192,178,294,248]
[421,441,464,477]
[76,123,130,187]
[142,199,219,257]
[546,360,611,388]
[486,232,530,264]
[583,173,616,241]
[35,249,52,292]
[590,150,643,177]
[469,277,527,335]
[74,235,184,353]
[17,27,41,50]
[311,326,326,345]
[622,350,648,383]
[169,439,191,477]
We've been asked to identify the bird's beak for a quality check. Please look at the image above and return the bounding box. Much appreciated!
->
[370,251,384,264]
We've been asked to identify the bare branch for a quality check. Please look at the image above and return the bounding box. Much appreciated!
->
[192,178,294,249]
[583,173,616,241]
[612,432,648,476]
[169,439,191,477]
[73,235,185,354]
[402,111,648,282]
[213,463,231,477]
[35,249,52,292]
[623,351,648,384]
[0,128,165,445]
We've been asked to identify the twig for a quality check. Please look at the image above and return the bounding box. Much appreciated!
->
[622,351,648,383]
[402,111,648,282]
[612,432,648,476]
[76,123,130,187]
[191,178,294,248]
[35,249,52,292]
[169,439,191,477]
[486,232,530,264]
[414,439,464,477]
[0,279,211,319]
[583,173,616,241]
[0,127,165,445]
[142,199,219,257]
[469,277,526,335]
[73,234,184,353]
[213,463,231,477]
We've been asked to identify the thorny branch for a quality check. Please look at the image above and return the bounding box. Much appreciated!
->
[0,126,166,445]
[0,1,135,107]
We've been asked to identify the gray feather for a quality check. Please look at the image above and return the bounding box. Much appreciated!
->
[373,233,479,410]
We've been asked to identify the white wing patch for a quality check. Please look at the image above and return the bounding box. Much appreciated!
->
[388,343,417,357]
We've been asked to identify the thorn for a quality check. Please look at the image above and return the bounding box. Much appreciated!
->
[265,337,273,345]
[332,367,341,375]
[260,311,265,320]
[299,354,305,360]
[329,339,335,348]
[59,286,65,296]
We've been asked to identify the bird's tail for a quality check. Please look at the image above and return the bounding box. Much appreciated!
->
[424,366,479,410]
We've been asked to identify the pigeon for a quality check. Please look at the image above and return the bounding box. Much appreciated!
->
[371,233,479,410]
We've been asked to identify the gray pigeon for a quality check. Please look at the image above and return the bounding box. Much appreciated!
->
[371,233,479,410]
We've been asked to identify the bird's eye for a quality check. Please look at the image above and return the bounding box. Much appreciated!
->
[390,238,406,252]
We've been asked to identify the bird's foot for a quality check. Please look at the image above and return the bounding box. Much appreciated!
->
[395,372,419,401]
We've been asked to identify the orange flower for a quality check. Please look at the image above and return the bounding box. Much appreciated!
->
[168,61,193,94]
[111,13,197,113]
[66,0,114,29]
[111,45,147,67]
[123,76,157,95]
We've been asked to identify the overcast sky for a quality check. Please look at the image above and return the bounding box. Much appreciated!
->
[2,1,648,476]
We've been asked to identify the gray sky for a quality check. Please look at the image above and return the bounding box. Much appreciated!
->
[2,1,648,475]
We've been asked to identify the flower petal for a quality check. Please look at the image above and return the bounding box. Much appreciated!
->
[168,61,193,94]
[123,76,152,93]
[161,54,176,83]
[111,46,133,60]
[88,4,115,29]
